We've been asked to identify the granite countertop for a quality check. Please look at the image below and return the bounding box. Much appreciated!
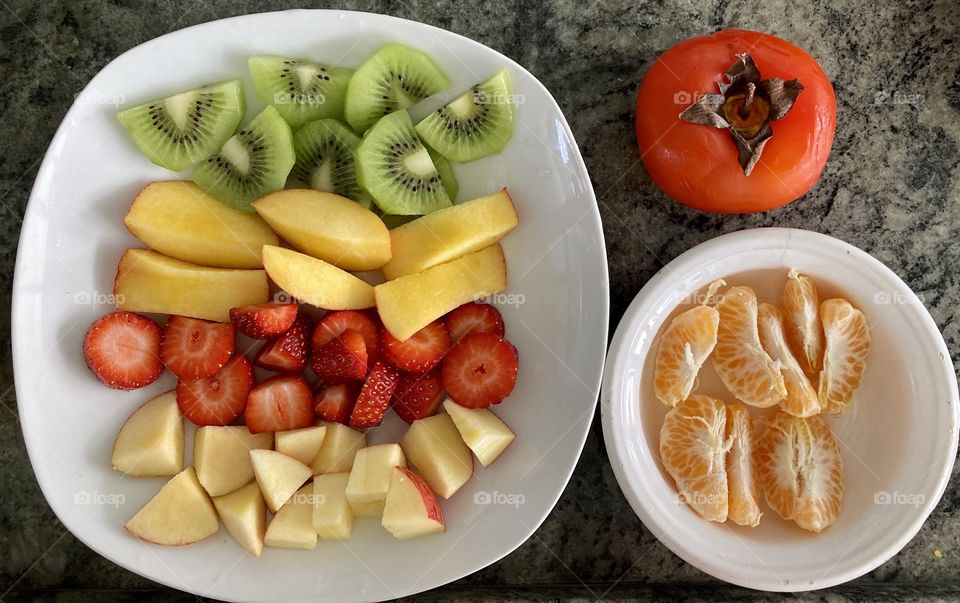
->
[2,1,958,601]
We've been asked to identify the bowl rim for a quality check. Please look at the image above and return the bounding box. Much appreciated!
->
[600,226,959,592]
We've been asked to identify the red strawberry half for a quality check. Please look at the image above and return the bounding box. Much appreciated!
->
[444,302,505,342]
[245,374,315,433]
[160,315,235,380]
[441,333,518,409]
[314,383,359,424]
[83,311,163,390]
[254,313,312,373]
[380,321,450,373]
[392,370,445,424]
[312,310,380,364]
[176,356,254,426]
[230,303,299,339]
[311,329,368,384]
[349,362,400,429]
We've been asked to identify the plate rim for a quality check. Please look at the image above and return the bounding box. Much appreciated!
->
[12,8,610,601]
[600,226,959,592]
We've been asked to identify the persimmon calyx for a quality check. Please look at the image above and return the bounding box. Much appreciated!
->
[679,53,804,176]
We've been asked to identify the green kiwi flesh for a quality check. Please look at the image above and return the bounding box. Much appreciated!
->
[249,56,353,128]
[415,69,515,162]
[427,146,458,201]
[354,110,452,215]
[345,44,450,134]
[117,80,245,172]
[290,118,365,202]
[191,106,295,212]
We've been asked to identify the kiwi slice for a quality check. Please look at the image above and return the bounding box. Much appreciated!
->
[345,44,450,134]
[290,118,365,201]
[354,110,452,215]
[249,56,353,128]
[415,69,516,162]
[117,80,245,172]
[427,146,458,201]
[191,106,295,212]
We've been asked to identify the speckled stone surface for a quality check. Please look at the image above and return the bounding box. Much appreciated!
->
[1,0,958,601]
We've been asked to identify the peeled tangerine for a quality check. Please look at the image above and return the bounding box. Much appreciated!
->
[818,299,871,415]
[652,280,724,407]
[757,411,844,532]
[782,269,824,377]
[726,403,762,527]
[659,395,729,522]
[758,303,821,417]
[713,286,786,408]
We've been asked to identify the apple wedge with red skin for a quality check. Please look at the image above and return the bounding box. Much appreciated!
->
[381,466,445,540]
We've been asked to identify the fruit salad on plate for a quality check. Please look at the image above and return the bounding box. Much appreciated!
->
[82,42,529,554]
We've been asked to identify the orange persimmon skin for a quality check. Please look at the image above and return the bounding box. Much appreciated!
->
[635,29,836,213]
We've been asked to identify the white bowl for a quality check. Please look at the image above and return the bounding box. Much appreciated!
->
[12,9,609,602]
[601,227,958,592]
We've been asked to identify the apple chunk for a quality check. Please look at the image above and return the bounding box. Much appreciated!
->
[264,485,317,550]
[212,482,266,557]
[312,422,367,474]
[400,413,473,499]
[194,426,273,497]
[124,467,219,545]
[275,425,327,466]
[376,244,507,341]
[115,249,269,322]
[312,473,354,540]
[262,245,375,310]
[124,181,278,269]
[381,467,445,540]
[443,399,515,467]
[253,189,391,271]
[111,390,183,477]
[345,444,406,518]
[250,449,312,513]
[382,190,518,280]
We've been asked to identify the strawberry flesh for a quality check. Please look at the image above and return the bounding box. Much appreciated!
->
[349,362,400,429]
[444,302,505,342]
[253,313,312,373]
[380,321,451,373]
[392,370,445,424]
[311,329,368,384]
[245,374,315,433]
[230,303,299,339]
[440,333,518,409]
[314,383,359,424]
[83,311,163,390]
[160,315,235,380]
[176,356,254,426]
[312,310,380,364]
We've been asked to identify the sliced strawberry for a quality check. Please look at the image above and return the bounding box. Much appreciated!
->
[349,362,400,429]
[441,333,518,409]
[312,310,380,364]
[314,383,359,424]
[444,302,505,342]
[83,311,163,390]
[392,370,445,424]
[160,316,235,380]
[253,313,312,373]
[176,356,254,426]
[229,302,299,339]
[245,374,315,433]
[311,329,368,384]
[380,321,451,373]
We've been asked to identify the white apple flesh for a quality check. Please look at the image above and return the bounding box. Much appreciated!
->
[111,390,183,477]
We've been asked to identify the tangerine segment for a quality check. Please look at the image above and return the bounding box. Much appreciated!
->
[653,305,720,407]
[712,286,786,408]
[659,394,729,522]
[725,402,762,527]
[818,298,871,415]
[756,411,844,532]
[782,269,824,377]
[758,303,821,418]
